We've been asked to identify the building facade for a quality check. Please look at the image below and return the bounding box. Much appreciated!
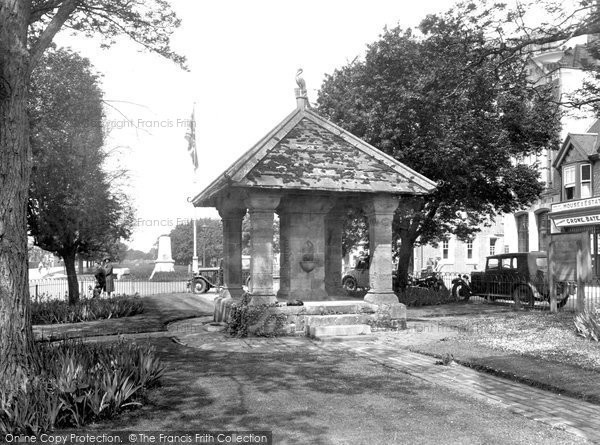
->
[549,121,600,277]
[414,38,599,273]
[503,39,599,256]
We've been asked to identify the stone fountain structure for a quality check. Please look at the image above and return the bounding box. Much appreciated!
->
[191,75,436,336]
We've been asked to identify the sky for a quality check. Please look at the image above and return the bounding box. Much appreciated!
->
[54,0,471,251]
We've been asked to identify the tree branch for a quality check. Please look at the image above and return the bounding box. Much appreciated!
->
[28,0,79,74]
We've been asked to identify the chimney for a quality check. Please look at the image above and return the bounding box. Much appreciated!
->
[295,88,308,110]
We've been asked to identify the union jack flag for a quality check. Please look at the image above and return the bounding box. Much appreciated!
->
[184,107,199,171]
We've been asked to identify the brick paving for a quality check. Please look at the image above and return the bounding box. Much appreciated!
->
[169,317,600,443]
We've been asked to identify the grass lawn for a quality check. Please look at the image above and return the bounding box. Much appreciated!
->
[81,337,588,445]
[406,311,600,403]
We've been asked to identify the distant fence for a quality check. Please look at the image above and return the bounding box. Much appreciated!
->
[29,278,189,301]
[412,271,599,312]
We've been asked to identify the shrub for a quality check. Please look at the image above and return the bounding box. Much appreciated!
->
[0,341,165,434]
[574,306,600,341]
[32,295,144,325]
[228,293,288,337]
[397,286,454,307]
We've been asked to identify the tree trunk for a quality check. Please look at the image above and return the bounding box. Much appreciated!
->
[396,230,419,289]
[78,256,84,275]
[0,1,35,388]
[63,250,80,304]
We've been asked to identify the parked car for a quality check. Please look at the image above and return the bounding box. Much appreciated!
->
[188,259,251,294]
[342,256,371,292]
[342,256,401,292]
[451,251,572,307]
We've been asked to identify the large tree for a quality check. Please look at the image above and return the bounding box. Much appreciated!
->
[317,17,560,284]
[170,219,223,267]
[28,48,134,304]
[0,0,184,388]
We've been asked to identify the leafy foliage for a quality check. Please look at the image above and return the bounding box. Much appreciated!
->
[169,218,223,266]
[574,306,600,341]
[31,295,144,325]
[0,340,164,434]
[317,16,560,280]
[228,293,288,338]
[397,287,455,307]
[28,0,186,69]
[28,48,135,303]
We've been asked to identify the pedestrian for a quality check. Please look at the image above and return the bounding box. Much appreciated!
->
[103,257,114,297]
[93,260,105,298]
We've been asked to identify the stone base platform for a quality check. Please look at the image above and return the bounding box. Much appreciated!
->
[214,296,406,336]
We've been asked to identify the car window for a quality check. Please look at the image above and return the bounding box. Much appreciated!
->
[536,257,548,271]
[502,258,514,269]
[487,258,499,270]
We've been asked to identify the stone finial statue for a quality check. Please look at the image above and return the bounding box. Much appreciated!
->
[296,68,307,94]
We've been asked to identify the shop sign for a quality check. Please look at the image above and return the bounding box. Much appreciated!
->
[552,197,600,212]
[554,214,600,227]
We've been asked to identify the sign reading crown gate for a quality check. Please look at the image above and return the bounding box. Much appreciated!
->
[551,197,600,227]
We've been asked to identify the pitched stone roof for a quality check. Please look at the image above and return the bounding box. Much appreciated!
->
[193,107,436,207]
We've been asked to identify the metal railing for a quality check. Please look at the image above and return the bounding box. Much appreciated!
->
[29,277,189,301]
[410,271,598,312]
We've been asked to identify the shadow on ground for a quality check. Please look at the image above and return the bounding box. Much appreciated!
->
[88,338,589,445]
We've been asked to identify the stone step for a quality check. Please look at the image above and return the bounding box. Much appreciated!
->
[313,334,377,343]
[302,301,376,316]
[309,324,371,338]
[305,314,372,329]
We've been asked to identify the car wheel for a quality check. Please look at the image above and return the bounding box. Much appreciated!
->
[434,280,448,292]
[343,277,358,292]
[557,295,570,309]
[512,285,533,307]
[555,283,571,309]
[193,278,209,294]
[452,283,470,301]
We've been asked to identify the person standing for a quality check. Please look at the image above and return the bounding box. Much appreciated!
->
[103,257,115,297]
[93,261,105,298]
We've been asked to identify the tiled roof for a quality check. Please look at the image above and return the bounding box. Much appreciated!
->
[192,107,436,207]
[554,133,599,168]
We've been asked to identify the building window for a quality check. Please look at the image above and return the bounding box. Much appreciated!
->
[538,211,550,252]
[504,245,510,254]
[517,214,529,252]
[563,165,575,200]
[442,240,449,260]
[466,240,473,260]
[581,164,592,199]
[489,238,497,256]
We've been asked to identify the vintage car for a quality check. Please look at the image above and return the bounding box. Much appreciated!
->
[341,256,405,292]
[188,256,251,294]
[451,251,572,307]
[342,256,371,292]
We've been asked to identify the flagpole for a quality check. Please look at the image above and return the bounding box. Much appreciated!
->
[192,218,198,271]
[190,102,199,273]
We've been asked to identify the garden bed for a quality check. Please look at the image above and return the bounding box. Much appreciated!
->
[32,295,144,324]
[405,311,600,403]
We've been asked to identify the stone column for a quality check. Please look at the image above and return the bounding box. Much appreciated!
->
[363,195,399,305]
[325,206,346,297]
[246,192,280,305]
[277,209,291,300]
[218,207,246,300]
